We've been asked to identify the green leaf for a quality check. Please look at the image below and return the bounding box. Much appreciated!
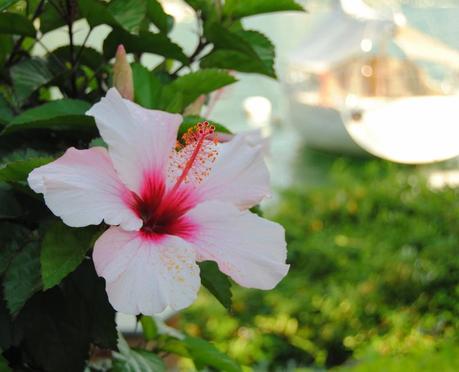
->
[0,35,13,69]
[180,116,231,138]
[204,22,259,60]
[64,260,118,349]
[238,29,276,77]
[0,94,13,125]
[0,148,50,163]
[140,316,158,341]
[103,28,188,63]
[132,65,229,113]
[3,241,42,315]
[185,337,241,372]
[0,350,10,371]
[0,157,52,183]
[0,233,18,275]
[2,99,95,135]
[108,0,146,33]
[51,45,104,71]
[80,0,147,32]
[0,0,20,11]
[39,1,67,33]
[201,30,276,78]
[199,261,232,310]
[0,223,31,275]
[183,0,212,11]
[11,58,55,105]
[223,0,304,19]
[16,260,117,371]
[79,0,118,28]
[0,13,35,37]
[146,0,173,33]
[132,63,163,109]
[0,292,13,350]
[183,0,216,20]
[165,336,241,372]
[41,223,96,290]
[113,333,165,372]
[168,69,237,109]
[161,92,184,113]
[0,187,21,219]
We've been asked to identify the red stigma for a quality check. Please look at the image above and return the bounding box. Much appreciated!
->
[170,122,218,192]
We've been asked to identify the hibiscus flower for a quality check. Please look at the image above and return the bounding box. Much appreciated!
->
[28,88,289,315]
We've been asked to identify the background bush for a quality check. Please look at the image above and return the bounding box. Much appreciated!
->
[181,151,459,369]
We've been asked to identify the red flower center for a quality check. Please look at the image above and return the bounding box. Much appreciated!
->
[130,122,217,240]
[131,181,197,240]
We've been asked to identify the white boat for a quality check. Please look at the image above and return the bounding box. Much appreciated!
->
[285,0,459,164]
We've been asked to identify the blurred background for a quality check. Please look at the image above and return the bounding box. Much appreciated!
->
[177,0,459,370]
[39,0,459,370]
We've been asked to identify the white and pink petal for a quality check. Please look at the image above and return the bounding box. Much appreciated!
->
[86,88,182,193]
[93,227,201,315]
[186,201,289,290]
[197,134,271,209]
[28,147,142,231]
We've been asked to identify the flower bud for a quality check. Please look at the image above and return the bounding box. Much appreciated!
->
[113,45,134,101]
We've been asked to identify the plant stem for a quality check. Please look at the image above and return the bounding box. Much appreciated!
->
[65,0,77,97]
[171,38,209,77]
[74,27,93,67]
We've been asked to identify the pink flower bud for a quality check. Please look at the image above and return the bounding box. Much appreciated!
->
[113,45,134,101]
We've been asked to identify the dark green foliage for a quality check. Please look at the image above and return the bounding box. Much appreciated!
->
[132,65,236,112]
[168,69,237,108]
[0,223,31,276]
[0,95,13,125]
[3,241,41,315]
[0,186,21,219]
[103,28,188,63]
[0,351,10,372]
[13,260,117,372]
[51,45,104,70]
[2,99,95,134]
[11,58,56,104]
[0,156,52,182]
[40,222,97,289]
[106,0,146,32]
[0,1,20,12]
[0,0,303,369]
[0,12,35,36]
[202,24,276,77]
